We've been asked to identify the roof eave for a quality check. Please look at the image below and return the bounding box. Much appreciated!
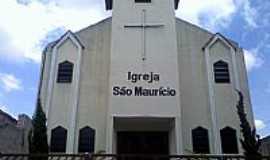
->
[202,33,238,51]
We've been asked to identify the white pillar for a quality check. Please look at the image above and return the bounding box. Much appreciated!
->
[205,47,222,154]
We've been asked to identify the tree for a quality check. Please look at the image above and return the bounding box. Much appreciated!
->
[236,91,262,160]
[28,98,48,159]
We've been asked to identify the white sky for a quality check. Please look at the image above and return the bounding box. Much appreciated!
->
[0,0,256,63]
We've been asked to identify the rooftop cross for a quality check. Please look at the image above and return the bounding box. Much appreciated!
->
[124,9,164,61]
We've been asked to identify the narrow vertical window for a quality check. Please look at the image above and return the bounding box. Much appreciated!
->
[192,127,210,154]
[214,60,230,83]
[57,61,74,83]
[78,126,95,153]
[220,127,239,154]
[50,126,67,152]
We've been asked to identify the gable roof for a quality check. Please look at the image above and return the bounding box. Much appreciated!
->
[44,31,83,53]
[43,17,112,55]
[51,30,85,50]
[262,135,270,142]
[105,0,180,10]
[0,109,17,124]
[202,33,238,51]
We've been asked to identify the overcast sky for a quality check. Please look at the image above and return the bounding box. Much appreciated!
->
[0,0,269,137]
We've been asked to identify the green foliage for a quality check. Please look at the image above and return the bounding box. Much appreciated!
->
[28,98,48,159]
[236,91,262,160]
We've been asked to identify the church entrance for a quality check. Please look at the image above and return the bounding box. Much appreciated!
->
[113,117,177,157]
[117,131,169,155]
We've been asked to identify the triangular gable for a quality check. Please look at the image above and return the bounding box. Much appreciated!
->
[51,30,85,50]
[202,33,237,51]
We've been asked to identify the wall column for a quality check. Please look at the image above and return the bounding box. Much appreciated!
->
[204,47,222,154]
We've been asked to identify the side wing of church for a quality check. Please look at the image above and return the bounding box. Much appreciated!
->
[38,0,254,155]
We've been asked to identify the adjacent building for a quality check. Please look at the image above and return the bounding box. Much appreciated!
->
[0,109,32,153]
[39,0,255,155]
[260,136,270,156]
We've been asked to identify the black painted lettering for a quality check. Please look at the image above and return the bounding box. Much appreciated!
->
[113,86,120,96]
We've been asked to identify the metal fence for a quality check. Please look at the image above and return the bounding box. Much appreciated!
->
[0,153,270,160]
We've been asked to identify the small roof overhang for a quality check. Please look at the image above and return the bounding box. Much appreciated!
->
[202,33,238,51]
[50,30,85,50]
[105,0,180,10]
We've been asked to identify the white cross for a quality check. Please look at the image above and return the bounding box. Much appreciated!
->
[124,9,164,61]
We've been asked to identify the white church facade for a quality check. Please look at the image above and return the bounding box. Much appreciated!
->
[39,0,255,155]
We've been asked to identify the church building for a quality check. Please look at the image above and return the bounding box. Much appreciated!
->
[39,0,255,155]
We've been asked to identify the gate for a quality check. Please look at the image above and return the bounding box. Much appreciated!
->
[0,153,270,160]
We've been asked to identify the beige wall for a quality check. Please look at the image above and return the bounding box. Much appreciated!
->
[176,18,253,154]
[40,13,254,154]
[40,47,52,112]
[40,19,111,153]
[176,18,214,153]
[108,0,182,154]
[49,39,78,129]
[75,19,112,152]
[46,38,81,153]
[210,40,241,153]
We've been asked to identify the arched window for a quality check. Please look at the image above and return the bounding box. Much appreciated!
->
[50,126,67,152]
[57,61,74,83]
[192,126,210,154]
[214,60,230,83]
[220,127,239,154]
[78,126,95,153]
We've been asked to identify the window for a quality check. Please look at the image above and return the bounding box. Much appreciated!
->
[57,61,74,83]
[214,60,230,83]
[78,126,95,153]
[220,127,239,154]
[135,0,151,3]
[50,126,67,152]
[192,127,210,154]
